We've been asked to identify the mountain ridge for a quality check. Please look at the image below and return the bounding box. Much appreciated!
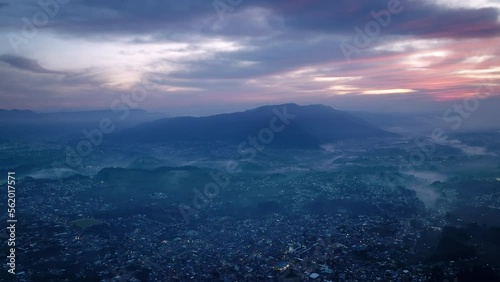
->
[113,103,395,148]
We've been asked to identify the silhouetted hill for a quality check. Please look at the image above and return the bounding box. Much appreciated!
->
[114,103,394,148]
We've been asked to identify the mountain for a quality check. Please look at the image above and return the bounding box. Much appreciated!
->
[113,103,394,148]
[0,109,167,142]
[0,109,38,120]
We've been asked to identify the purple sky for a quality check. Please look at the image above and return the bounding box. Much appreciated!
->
[0,0,499,115]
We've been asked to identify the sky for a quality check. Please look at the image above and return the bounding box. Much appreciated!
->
[0,0,499,116]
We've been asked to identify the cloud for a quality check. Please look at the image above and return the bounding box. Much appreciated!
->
[0,55,65,74]
[0,0,499,115]
[262,0,500,39]
[438,139,489,156]
[0,64,129,110]
[2,0,495,41]
[38,0,214,37]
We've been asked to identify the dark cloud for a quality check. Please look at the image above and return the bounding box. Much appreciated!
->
[40,0,213,37]
[0,55,66,74]
[0,2,8,9]
[0,65,122,110]
[21,0,498,41]
[259,0,500,39]
[388,2,500,38]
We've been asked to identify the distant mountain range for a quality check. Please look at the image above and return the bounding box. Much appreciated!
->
[0,104,396,147]
[112,103,394,148]
[0,109,166,142]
